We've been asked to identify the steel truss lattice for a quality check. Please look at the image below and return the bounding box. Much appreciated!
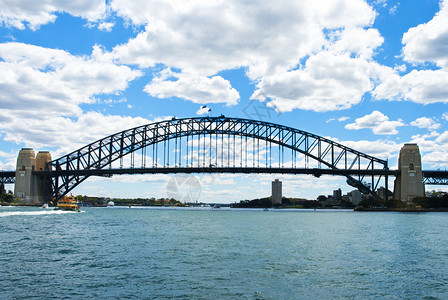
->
[423,171,448,185]
[0,171,15,184]
[44,116,391,201]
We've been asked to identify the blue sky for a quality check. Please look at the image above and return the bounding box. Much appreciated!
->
[1,0,448,202]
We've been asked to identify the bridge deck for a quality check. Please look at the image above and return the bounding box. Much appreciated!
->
[0,171,15,184]
[34,167,399,177]
[422,170,448,185]
[3,169,448,184]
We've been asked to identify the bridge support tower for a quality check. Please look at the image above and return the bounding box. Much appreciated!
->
[14,148,52,204]
[393,144,425,204]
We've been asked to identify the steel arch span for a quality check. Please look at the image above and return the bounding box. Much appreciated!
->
[45,116,390,201]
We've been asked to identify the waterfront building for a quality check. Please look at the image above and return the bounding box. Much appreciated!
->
[348,190,362,206]
[272,179,282,205]
[378,186,391,201]
[83,196,105,206]
[333,188,342,201]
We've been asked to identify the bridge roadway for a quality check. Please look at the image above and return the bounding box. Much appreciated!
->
[0,171,15,184]
[3,167,448,185]
[422,170,448,185]
[3,168,448,181]
[33,167,399,177]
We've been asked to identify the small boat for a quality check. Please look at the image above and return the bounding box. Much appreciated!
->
[41,203,49,209]
[56,194,80,212]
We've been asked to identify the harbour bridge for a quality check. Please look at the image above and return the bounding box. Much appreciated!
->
[1,116,448,203]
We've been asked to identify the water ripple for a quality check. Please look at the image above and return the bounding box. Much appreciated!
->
[1,207,447,299]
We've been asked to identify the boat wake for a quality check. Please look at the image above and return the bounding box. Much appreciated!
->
[0,210,76,217]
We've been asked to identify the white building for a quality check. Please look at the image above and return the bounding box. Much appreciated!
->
[348,190,362,206]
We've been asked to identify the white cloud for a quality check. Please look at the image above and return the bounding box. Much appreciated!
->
[410,133,441,153]
[371,1,448,106]
[111,0,375,78]
[372,0,387,8]
[330,27,384,59]
[0,111,158,152]
[436,131,448,144]
[0,43,157,155]
[104,97,128,105]
[201,176,235,186]
[0,0,106,30]
[394,64,407,73]
[252,51,382,112]
[97,21,115,31]
[411,131,448,167]
[108,0,384,112]
[0,150,17,171]
[196,106,211,116]
[249,24,388,112]
[326,116,349,123]
[345,111,405,135]
[408,131,448,168]
[106,174,171,184]
[410,117,441,131]
[4,0,448,113]
[389,4,399,15]
[421,151,448,167]
[402,0,448,68]
[443,112,448,121]
[144,69,239,105]
[338,116,350,122]
[336,139,400,161]
[0,42,141,118]
[373,69,448,104]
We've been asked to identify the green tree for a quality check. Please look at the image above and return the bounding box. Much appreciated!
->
[0,190,13,203]
[232,197,272,208]
[317,195,327,202]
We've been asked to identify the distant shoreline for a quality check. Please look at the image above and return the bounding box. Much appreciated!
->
[354,207,448,212]
[3,203,448,212]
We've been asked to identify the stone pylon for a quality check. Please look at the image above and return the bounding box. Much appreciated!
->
[35,151,52,203]
[14,148,52,204]
[393,144,425,204]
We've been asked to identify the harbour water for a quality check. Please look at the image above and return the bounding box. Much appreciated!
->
[1,206,447,299]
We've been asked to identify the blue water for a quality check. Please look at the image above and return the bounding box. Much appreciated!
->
[1,206,447,299]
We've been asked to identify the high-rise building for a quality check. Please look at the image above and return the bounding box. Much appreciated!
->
[272,179,282,205]
[333,188,342,201]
